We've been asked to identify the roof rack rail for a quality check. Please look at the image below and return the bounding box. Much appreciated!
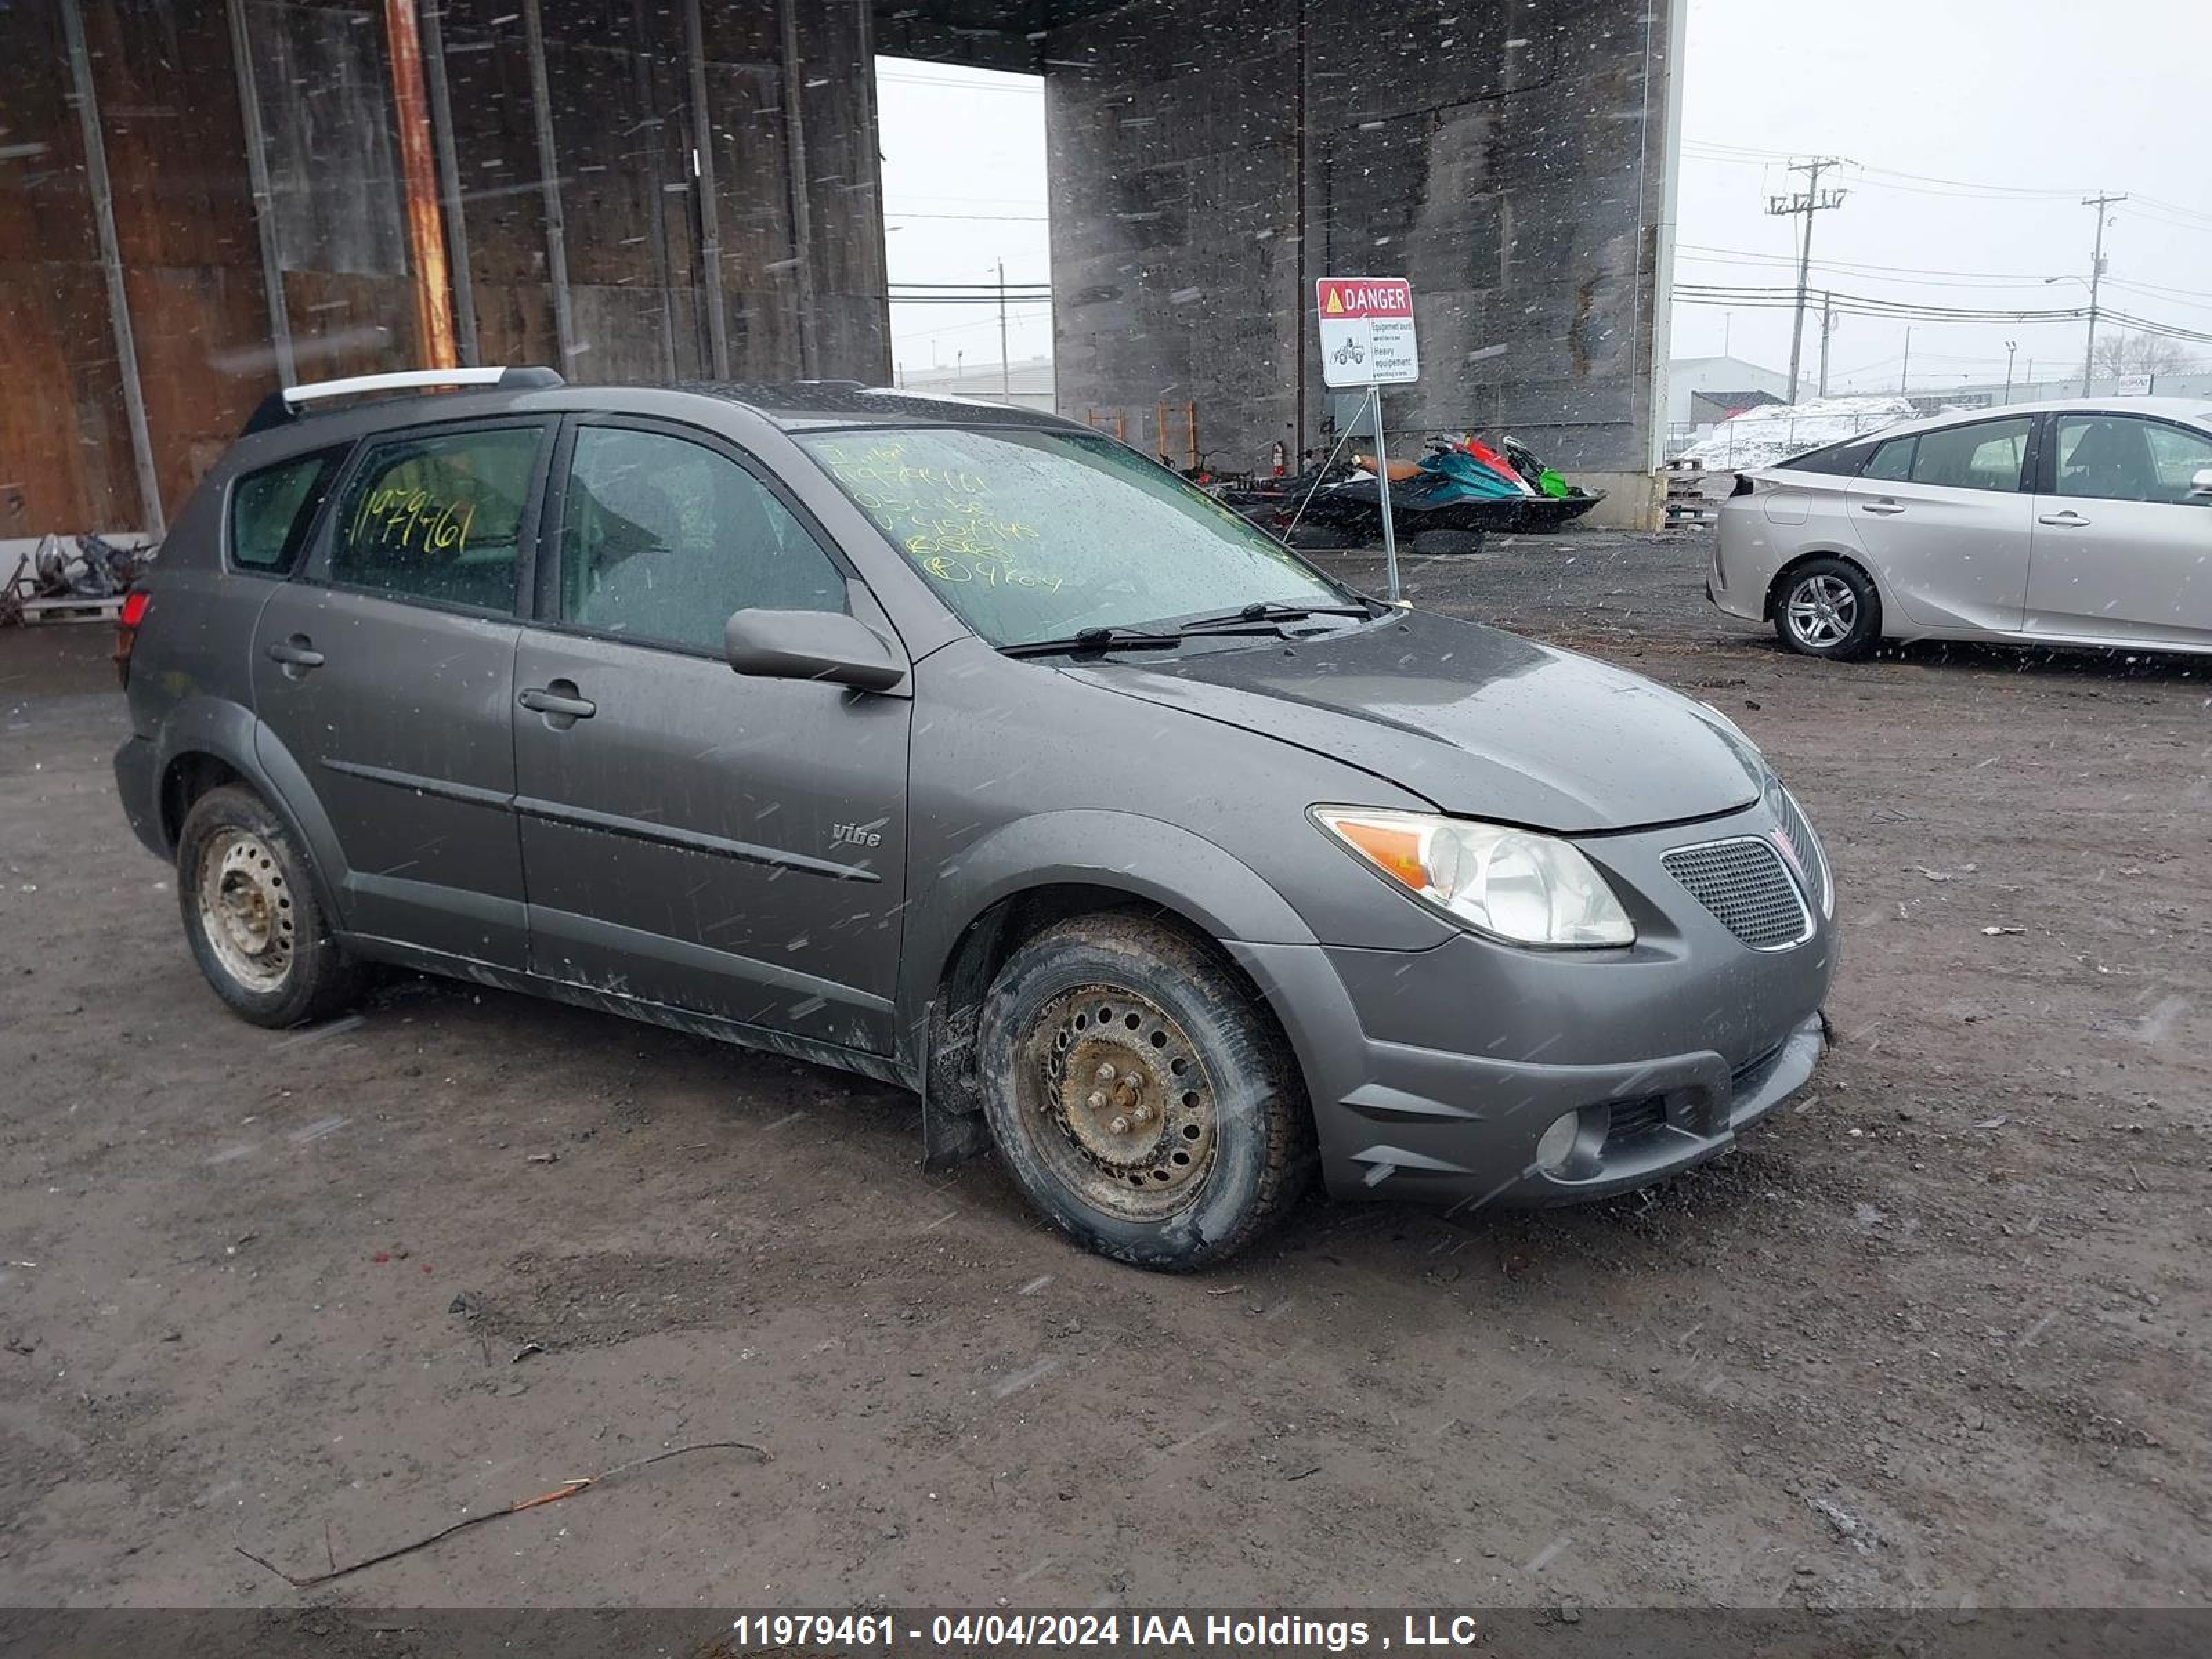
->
[241,366,563,437]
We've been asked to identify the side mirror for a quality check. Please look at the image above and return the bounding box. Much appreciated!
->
[2191,468,2212,500]
[724,608,906,693]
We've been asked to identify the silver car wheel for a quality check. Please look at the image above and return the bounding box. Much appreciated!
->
[1784,572,1858,650]
[196,828,297,994]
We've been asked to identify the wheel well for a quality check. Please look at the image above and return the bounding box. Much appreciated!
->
[925,883,1286,1125]
[1765,550,1880,624]
[158,753,245,852]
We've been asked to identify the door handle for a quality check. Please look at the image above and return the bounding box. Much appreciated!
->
[2038,510,2091,527]
[266,636,324,672]
[518,683,597,721]
[1859,500,1906,516]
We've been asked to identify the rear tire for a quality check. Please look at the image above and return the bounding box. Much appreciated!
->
[177,784,366,1028]
[1774,556,1880,659]
[977,913,1311,1271]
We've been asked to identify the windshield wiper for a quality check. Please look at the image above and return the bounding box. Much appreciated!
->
[999,626,1187,659]
[1175,600,1380,632]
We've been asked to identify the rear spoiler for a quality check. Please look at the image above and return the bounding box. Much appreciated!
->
[241,366,564,437]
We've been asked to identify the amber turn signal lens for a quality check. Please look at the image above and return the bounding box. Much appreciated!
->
[1330,818,1428,892]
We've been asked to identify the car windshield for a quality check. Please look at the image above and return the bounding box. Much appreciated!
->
[797,426,1349,647]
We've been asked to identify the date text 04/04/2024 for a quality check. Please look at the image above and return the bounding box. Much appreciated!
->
[722,1613,1489,1651]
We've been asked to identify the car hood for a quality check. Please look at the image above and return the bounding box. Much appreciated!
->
[1065,608,1763,832]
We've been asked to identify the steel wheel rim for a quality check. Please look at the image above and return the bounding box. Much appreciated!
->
[196,829,296,994]
[1785,573,1857,648]
[1016,983,1219,1222]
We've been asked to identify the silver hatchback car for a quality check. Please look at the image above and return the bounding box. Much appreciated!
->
[1709,397,2212,659]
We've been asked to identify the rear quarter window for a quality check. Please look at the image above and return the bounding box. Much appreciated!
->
[229,448,348,574]
[1778,438,1877,478]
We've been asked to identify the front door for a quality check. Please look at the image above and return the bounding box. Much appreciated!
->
[2025,412,2212,648]
[512,420,912,1053]
[251,420,551,968]
[1844,414,2036,632]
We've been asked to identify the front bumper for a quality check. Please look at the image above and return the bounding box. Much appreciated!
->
[1230,798,1837,1210]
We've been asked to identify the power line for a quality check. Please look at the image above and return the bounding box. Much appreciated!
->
[1674,281,2212,348]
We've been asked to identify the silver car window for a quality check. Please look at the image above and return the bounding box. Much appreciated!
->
[2055,416,2212,505]
[1908,418,2030,493]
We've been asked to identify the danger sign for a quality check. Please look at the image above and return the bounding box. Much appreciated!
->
[1317,276,1418,387]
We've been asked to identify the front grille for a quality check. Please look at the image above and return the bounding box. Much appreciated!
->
[1767,780,1829,911]
[1662,837,1812,950]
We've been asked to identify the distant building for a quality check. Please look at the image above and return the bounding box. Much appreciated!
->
[1906,369,2212,415]
[1665,355,1791,427]
[1689,387,1785,425]
[894,355,1056,413]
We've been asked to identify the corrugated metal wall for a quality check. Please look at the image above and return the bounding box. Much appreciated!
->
[0,0,892,537]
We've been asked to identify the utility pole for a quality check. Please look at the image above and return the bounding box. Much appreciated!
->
[997,259,1011,398]
[2080,191,2127,395]
[1900,326,1912,396]
[1766,157,1849,404]
[2002,340,2018,405]
[1817,292,1836,398]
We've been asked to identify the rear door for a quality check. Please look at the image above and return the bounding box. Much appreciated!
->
[1844,414,2036,632]
[2025,412,2212,648]
[512,418,912,1053]
[250,420,552,968]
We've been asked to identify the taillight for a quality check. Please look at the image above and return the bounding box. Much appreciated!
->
[114,590,149,687]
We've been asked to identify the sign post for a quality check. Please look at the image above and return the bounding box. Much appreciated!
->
[1316,276,1418,599]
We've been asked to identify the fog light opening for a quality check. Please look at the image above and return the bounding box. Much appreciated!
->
[1535,1110,1580,1175]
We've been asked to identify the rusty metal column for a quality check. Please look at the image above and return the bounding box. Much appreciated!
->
[382,0,458,369]
[521,0,577,378]
[683,0,729,379]
[417,0,478,366]
[225,0,295,387]
[776,0,817,378]
[59,0,163,536]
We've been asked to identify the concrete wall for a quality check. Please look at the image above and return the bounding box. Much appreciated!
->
[0,0,892,536]
[4,0,1680,535]
[1042,0,1680,485]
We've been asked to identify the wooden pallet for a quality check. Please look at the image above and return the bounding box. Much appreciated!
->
[15,594,125,625]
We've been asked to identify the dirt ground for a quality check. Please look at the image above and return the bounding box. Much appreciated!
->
[1,529,2207,1611]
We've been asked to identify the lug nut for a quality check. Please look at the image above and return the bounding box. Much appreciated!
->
[1132,1105,1154,1126]
[1096,1062,1116,1082]
[1086,1091,1107,1111]
[1108,1116,1130,1134]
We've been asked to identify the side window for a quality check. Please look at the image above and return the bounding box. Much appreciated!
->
[230,448,346,574]
[2141,422,2212,505]
[2052,415,2206,504]
[1909,417,2030,493]
[558,427,846,653]
[1863,436,1914,482]
[328,426,541,611]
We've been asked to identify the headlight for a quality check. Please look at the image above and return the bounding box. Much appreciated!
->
[1312,807,1635,948]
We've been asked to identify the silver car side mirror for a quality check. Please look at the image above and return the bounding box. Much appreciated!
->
[724,608,908,694]
[2191,467,2212,500]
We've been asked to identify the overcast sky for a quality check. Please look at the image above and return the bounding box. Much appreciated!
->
[875,0,2212,397]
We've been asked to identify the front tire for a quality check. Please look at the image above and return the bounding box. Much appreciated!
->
[977,914,1311,1270]
[1774,556,1880,659]
[176,784,366,1027]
